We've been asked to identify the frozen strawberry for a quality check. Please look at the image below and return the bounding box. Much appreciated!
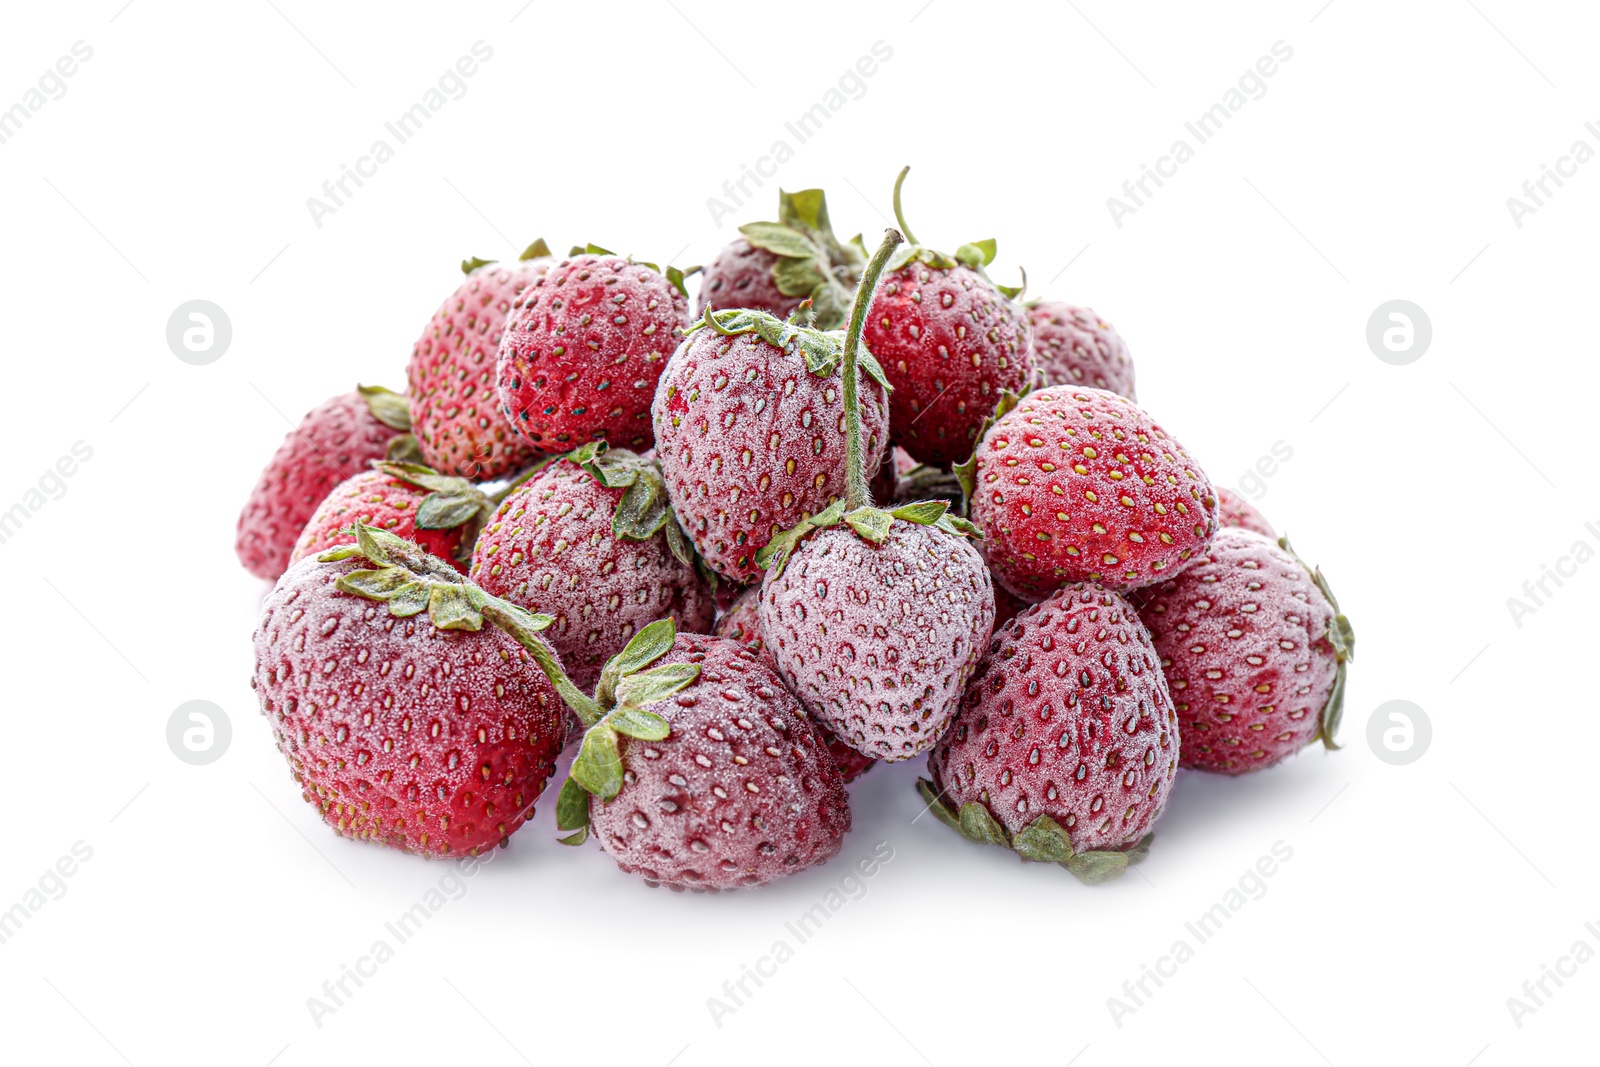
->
[290,462,492,572]
[991,580,1034,628]
[758,229,994,764]
[864,168,1032,467]
[922,583,1177,884]
[698,188,864,328]
[651,305,889,585]
[1216,487,1275,537]
[236,385,414,581]
[497,247,689,453]
[1133,529,1353,774]
[715,587,876,784]
[252,525,583,856]
[555,622,850,891]
[408,245,551,480]
[469,442,713,692]
[1026,301,1136,399]
[961,386,1219,598]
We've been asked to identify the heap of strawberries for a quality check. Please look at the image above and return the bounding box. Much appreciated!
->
[240,169,1354,889]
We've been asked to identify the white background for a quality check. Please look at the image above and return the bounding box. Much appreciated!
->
[1,1,1593,1064]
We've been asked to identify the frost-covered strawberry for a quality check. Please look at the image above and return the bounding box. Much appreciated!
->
[236,385,413,581]
[290,462,492,572]
[497,248,688,453]
[922,583,1177,884]
[408,245,551,480]
[961,386,1219,598]
[1216,487,1275,537]
[1027,301,1136,399]
[252,526,582,856]
[758,229,994,763]
[555,623,850,890]
[865,168,1032,467]
[469,442,713,691]
[1133,529,1353,774]
[652,305,889,585]
[698,188,864,328]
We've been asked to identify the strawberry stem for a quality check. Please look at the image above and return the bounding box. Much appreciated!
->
[891,166,919,246]
[842,228,905,510]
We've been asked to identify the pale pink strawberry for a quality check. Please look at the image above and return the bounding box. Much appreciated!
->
[1216,487,1275,537]
[1027,301,1137,399]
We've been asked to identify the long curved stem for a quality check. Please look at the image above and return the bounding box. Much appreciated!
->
[842,228,905,510]
[891,166,918,246]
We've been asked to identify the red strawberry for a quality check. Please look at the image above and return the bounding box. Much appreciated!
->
[1133,529,1353,774]
[1026,301,1137,399]
[469,442,713,692]
[252,526,581,856]
[698,188,864,328]
[921,583,1177,884]
[497,248,689,453]
[757,229,994,764]
[715,587,877,784]
[651,306,889,584]
[991,580,1033,628]
[408,246,551,480]
[290,462,492,572]
[865,168,1032,467]
[961,386,1219,598]
[1216,487,1275,537]
[555,623,850,891]
[236,385,413,581]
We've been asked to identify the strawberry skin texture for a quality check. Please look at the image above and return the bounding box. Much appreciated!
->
[289,468,469,572]
[1216,487,1275,537]
[497,255,687,452]
[590,634,851,890]
[715,587,876,783]
[760,521,995,763]
[469,458,713,691]
[696,238,804,321]
[969,386,1219,598]
[1027,302,1137,400]
[652,327,888,584]
[409,260,547,481]
[252,556,567,856]
[236,390,404,581]
[929,584,1178,852]
[866,262,1032,467]
[1134,529,1339,774]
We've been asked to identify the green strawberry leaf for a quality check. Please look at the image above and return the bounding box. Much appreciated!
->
[388,582,431,617]
[890,500,950,526]
[957,802,1011,848]
[317,544,364,563]
[609,705,672,742]
[954,238,997,268]
[520,238,551,261]
[358,385,413,432]
[1013,814,1075,863]
[665,265,689,300]
[935,514,982,540]
[557,826,590,846]
[771,256,828,299]
[384,433,424,464]
[427,584,484,631]
[612,478,669,541]
[778,188,829,233]
[614,662,701,712]
[571,725,624,802]
[844,506,894,544]
[915,778,963,833]
[740,221,820,260]
[416,490,487,530]
[555,776,591,832]
[460,256,495,275]
[335,566,413,600]
[1065,849,1132,885]
[756,499,847,577]
[663,516,694,568]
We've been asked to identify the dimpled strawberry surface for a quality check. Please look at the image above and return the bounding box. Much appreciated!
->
[236,390,406,581]
[469,457,713,692]
[1134,528,1340,774]
[1027,301,1137,400]
[696,237,805,321]
[969,385,1219,598]
[652,327,888,584]
[866,261,1032,467]
[760,520,994,763]
[252,556,567,856]
[589,634,850,890]
[929,583,1178,852]
[497,254,687,452]
[290,467,469,571]
[409,260,548,480]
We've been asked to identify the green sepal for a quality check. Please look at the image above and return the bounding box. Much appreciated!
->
[335,565,413,601]
[613,661,701,713]
[427,584,484,630]
[1278,536,1354,751]
[316,544,364,563]
[844,506,894,544]
[1013,814,1074,863]
[957,802,1010,847]
[384,433,424,464]
[374,461,492,532]
[520,238,551,261]
[561,441,680,544]
[387,582,431,617]
[609,705,673,742]
[685,307,891,393]
[916,778,963,833]
[571,725,624,801]
[954,238,997,268]
[952,388,1026,503]
[741,221,818,259]
[569,243,614,257]
[771,255,828,299]
[594,618,678,718]
[460,256,495,275]
[555,776,591,833]
[935,514,982,540]
[1065,850,1131,886]
[890,500,950,526]
[357,384,412,432]
[664,515,694,567]
[665,265,689,300]
[557,826,590,846]
[755,498,847,577]
[416,491,485,530]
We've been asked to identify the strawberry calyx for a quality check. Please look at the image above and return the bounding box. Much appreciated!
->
[755,498,979,578]
[886,166,1027,299]
[357,383,412,432]
[951,387,1028,502]
[372,460,494,566]
[318,522,594,721]
[738,188,864,329]
[562,244,692,301]
[554,618,703,845]
[1277,535,1355,751]
[562,441,697,564]
[459,238,553,276]
[684,305,892,393]
[915,779,1153,886]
